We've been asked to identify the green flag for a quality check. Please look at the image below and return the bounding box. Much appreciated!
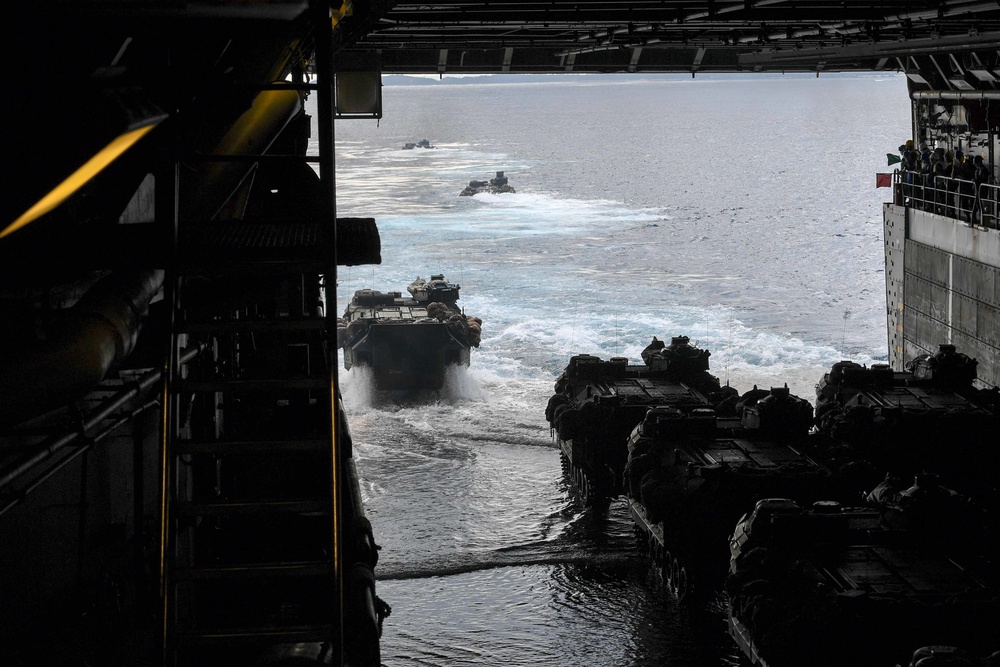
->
[887,153,902,165]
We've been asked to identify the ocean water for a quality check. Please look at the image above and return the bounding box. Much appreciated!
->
[318,73,911,666]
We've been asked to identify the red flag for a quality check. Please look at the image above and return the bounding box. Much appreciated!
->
[876,173,892,188]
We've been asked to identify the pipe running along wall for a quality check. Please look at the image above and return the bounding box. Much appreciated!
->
[179,85,304,222]
[912,90,1000,100]
[0,269,164,427]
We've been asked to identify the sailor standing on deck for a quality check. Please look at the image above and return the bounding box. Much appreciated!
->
[940,150,958,217]
[954,152,975,221]
[972,155,991,224]
[919,155,933,210]
[932,151,949,214]
[973,155,990,184]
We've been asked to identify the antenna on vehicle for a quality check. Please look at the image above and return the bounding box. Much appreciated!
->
[569,304,578,352]
[842,309,852,356]
[725,312,734,387]
[615,312,620,356]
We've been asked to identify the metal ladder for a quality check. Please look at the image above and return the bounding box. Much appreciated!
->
[156,14,385,658]
[159,217,344,665]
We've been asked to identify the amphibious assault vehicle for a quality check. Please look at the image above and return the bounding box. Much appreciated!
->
[726,492,1000,667]
[460,171,516,196]
[402,139,434,149]
[812,344,999,498]
[625,386,848,601]
[338,274,482,391]
[546,336,736,504]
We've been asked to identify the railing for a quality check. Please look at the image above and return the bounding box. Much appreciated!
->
[978,181,1000,230]
[894,170,1000,230]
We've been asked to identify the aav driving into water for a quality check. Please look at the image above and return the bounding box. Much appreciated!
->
[338,274,482,391]
[402,138,434,149]
[460,171,515,196]
[547,336,736,504]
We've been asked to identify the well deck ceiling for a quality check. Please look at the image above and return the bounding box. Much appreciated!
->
[336,0,1000,74]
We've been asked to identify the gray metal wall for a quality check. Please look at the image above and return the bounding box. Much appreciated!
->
[884,204,906,370]
[884,203,1000,388]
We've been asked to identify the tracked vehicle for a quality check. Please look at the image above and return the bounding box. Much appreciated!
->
[460,171,516,196]
[812,345,999,497]
[625,386,847,601]
[547,336,736,504]
[726,492,1000,667]
[339,274,482,391]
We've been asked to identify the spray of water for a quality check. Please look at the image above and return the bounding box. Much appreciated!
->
[441,366,489,403]
[341,366,376,412]
[341,364,489,412]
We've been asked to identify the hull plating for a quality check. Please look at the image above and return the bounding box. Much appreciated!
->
[344,323,471,390]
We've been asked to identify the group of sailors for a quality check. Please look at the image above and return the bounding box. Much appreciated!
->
[897,139,993,222]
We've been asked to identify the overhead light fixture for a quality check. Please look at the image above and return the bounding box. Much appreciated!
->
[0,85,167,239]
[335,70,383,119]
[334,51,382,119]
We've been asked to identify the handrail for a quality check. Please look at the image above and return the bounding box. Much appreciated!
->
[0,400,160,517]
[893,169,999,230]
[0,348,206,523]
[978,182,1000,229]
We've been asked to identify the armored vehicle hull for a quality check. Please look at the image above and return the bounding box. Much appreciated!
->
[726,496,1000,667]
[626,387,850,601]
[460,171,516,196]
[339,274,482,391]
[546,336,736,504]
[812,347,999,498]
